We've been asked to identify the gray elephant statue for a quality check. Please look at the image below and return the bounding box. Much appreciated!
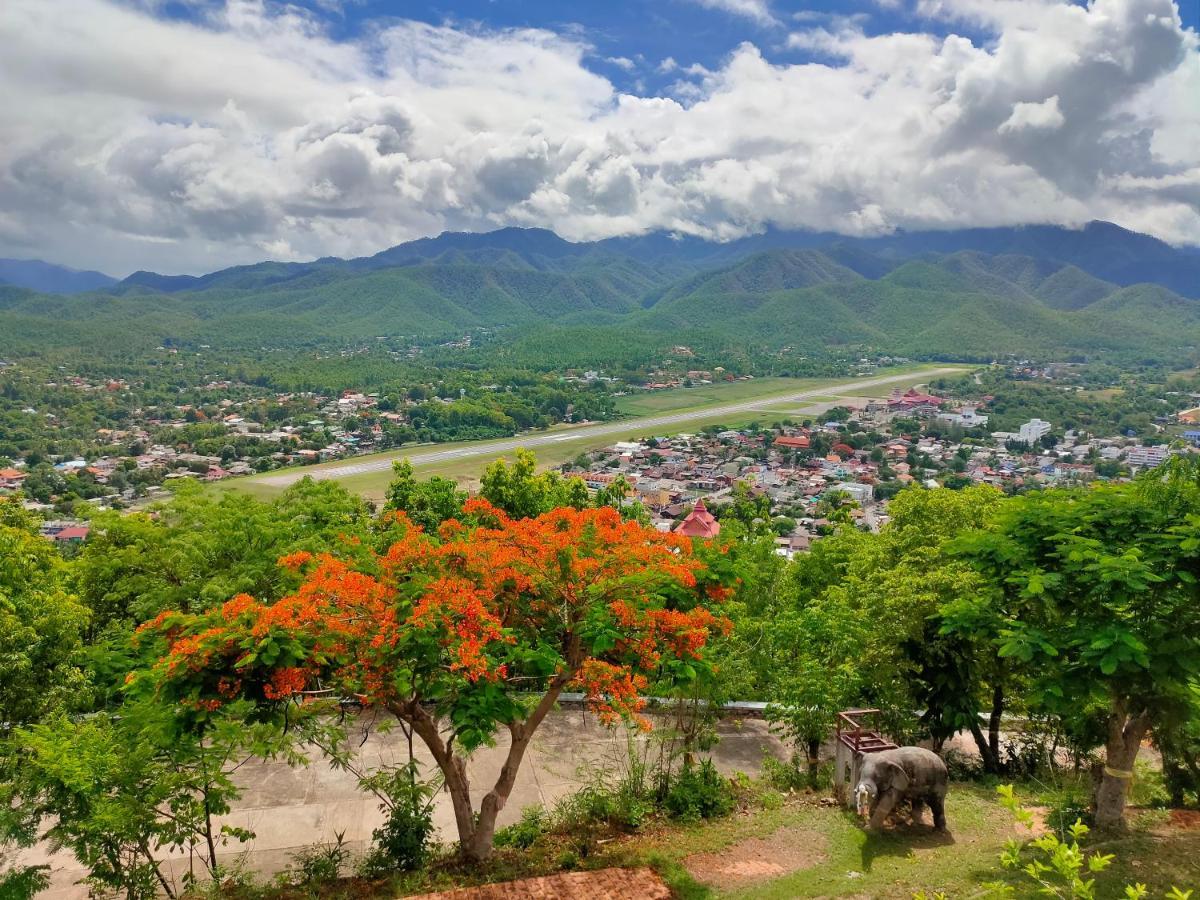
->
[854,746,948,831]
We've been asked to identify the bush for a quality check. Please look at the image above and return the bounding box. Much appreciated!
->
[554,782,652,834]
[1130,760,1171,810]
[494,805,548,850]
[0,865,50,900]
[665,760,734,822]
[942,747,985,782]
[287,831,351,886]
[761,753,832,792]
[358,765,435,876]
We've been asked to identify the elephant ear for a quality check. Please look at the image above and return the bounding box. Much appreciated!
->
[887,761,910,792]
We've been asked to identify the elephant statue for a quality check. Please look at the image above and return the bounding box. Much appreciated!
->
[854,746,948,831]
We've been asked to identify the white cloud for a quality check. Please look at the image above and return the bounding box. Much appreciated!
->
[0,0,1196,275]
[678,0,779,28]
[998,95,1065,132]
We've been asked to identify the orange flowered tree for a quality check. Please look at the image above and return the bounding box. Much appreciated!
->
[138,499,734,862]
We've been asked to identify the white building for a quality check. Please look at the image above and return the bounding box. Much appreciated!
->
[1019,419,1053,444]
[937,406,990,428]
[1125,445,1171,468]
[833,482,874,507]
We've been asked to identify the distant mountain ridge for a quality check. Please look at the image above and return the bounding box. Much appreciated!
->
[0,258,116,294]
[2,220,1198,365]
[107,219,1200,300]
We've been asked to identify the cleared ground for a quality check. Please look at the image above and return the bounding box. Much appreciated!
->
[226,365,964,502]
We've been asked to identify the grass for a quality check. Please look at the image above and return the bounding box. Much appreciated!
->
[615,377,831,416]
[220,364,965,502]
[229,783,1200,900]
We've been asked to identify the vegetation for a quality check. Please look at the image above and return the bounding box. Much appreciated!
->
[3,448,1200,896]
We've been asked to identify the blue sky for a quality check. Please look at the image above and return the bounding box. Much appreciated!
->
[1,0,1198,274]
[156,0,1200,93]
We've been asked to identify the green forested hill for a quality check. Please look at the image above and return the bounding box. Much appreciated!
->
[3,235,1198,365]
[634,251,1199,361]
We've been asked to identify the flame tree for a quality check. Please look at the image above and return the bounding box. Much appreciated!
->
[136,499,733,862]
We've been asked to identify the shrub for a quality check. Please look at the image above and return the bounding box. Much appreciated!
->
[942,747,985,782]
[664,760,734,822]
[358,765,435,876]
[554,782,652,834]
[287,831,351,886]
[761,753,831,792]
[0,865,50,900]
[494,805,548,850]
[987,785,1192,900]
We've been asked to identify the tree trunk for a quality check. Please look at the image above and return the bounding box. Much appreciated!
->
[469,677,572,861]
[394,672,574,864]
[806,737,821,779]
[399,701,479,860]
[1094,701,1150,830]
[469,727,534,861]
[969,720,1001,774]
[987,684,1003,767]
[968,684,1005,774]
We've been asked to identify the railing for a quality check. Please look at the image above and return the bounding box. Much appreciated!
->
[835,708,897,754]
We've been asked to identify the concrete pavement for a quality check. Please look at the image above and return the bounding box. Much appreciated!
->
[23,709,788,899]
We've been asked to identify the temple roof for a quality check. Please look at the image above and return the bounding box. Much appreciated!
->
[674,498,720,539]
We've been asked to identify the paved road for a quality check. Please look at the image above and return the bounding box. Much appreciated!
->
[255,368,960,488]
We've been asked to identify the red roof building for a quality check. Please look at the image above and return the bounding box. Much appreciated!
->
[674,498,721,539]
[774,435,810,450]
[49,525,90,543]
[888,387,945,410]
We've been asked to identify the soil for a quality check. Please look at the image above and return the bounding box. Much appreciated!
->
[684,826,828,889]
[410,866,671,899]
[1168,809,1200,830]
[1020,805,1051,838]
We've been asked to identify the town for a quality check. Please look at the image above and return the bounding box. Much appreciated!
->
[560,383,1196,554]
[3,363,1199,551]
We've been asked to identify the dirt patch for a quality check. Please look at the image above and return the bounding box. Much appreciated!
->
[1018,805,1051,838]
[684,827,828,889]
[1168,809,1200,830]
[411,866,670,899]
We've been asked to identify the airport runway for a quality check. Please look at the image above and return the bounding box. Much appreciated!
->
[254,367,960,488]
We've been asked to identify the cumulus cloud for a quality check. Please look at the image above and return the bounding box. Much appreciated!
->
[0,0,1196,274]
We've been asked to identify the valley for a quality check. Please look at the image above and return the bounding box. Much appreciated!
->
[232,364,959,499]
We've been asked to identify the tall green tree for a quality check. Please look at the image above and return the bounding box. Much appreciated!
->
[954,459,1200,827]
[0,497,88,726]
[479,448,589,518]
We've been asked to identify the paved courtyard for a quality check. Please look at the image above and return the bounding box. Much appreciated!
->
[22,709,787,899]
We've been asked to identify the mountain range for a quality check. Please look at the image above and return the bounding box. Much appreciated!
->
[0,258,117,294]
[1,221,1198,364]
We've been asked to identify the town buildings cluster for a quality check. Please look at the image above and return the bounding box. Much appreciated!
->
[560,387,1194,556]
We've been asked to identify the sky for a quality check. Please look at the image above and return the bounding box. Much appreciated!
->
[0,0,1198,276]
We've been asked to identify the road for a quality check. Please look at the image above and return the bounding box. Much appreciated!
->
[254,367,961,488]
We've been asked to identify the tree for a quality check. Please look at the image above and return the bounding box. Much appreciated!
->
[138,500,735,862]
[479,448,588,518]
[0,497,88,726]
[2,700,312,899]
[765,487,1006,761]
[954,460,1200,827]
[384,459,466,531]
[75,479,373,638]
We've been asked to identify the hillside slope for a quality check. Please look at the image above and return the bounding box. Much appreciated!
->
[2,231,1198,364]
